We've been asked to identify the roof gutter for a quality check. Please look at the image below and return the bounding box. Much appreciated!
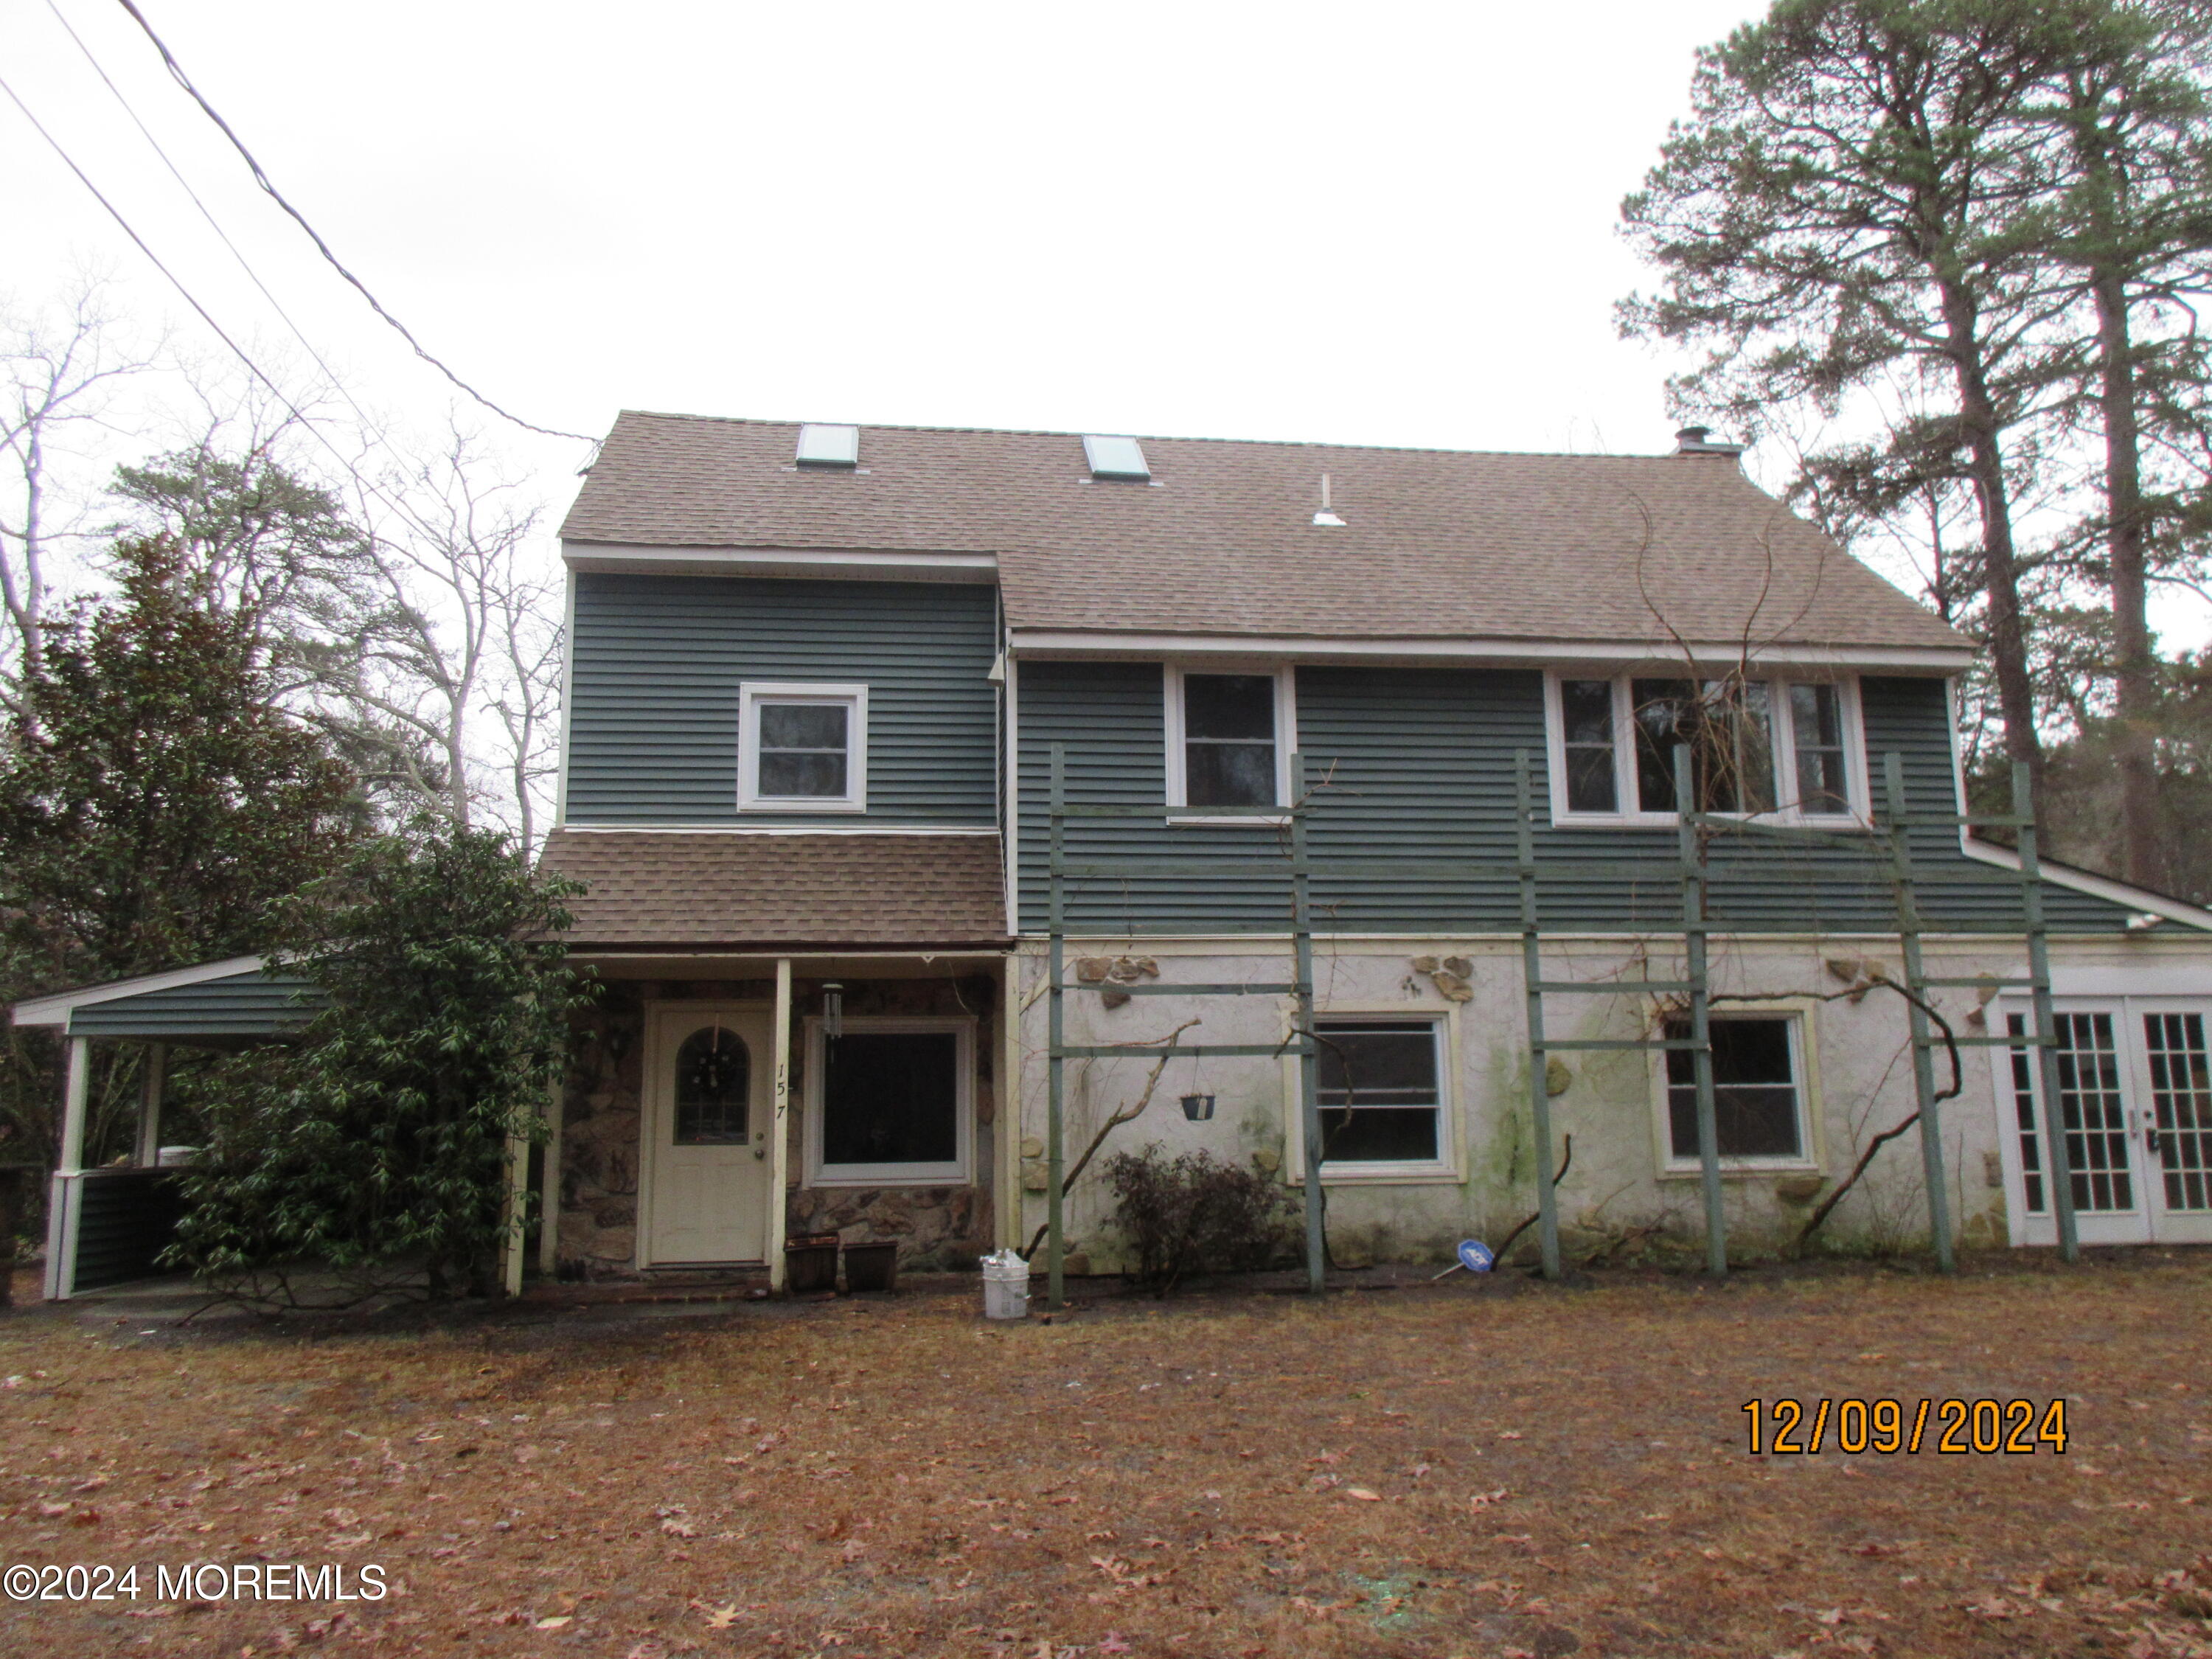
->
[1006,630,1976,674]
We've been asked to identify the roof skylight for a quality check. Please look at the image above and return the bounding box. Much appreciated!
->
[796,423,860,468]
[1082,434,1150,481]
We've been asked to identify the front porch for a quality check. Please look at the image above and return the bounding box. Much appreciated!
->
[535,824,1016,1293]
[552,955,1011,1287]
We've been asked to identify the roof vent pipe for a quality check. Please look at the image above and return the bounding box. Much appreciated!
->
[1674,425,1746,457]
[1312,473,1346,527]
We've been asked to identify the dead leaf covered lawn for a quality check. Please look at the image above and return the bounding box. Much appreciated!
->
[1,1254,2209,1656]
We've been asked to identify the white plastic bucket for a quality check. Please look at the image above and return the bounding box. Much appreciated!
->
[981,1250,1030,1320]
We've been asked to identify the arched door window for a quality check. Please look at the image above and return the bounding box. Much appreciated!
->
[673,1026,751,1145]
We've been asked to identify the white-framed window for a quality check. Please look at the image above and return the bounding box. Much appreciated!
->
[1164,663,1296,821]
[1545,671,1866,825]
[738,682,868,813]
[804,1016,973,1186]
[1656,1012,1816,1170]
[1312,1016,1453,1177]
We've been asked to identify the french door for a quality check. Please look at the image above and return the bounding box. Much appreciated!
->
[1998,999,2212,1246]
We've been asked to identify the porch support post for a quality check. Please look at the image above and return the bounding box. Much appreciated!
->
[998,952,1021,1251]
[501,1120,528,1298]
[1046,745,1067,1312]
[43,1036,91,1301]
[538,1077,563,1277]
[133,1042,167,1167]
[769,958,793,1292]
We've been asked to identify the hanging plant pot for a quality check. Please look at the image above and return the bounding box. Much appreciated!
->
[1180,1093,1215,1121]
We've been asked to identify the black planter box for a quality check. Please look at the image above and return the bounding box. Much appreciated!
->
[842,1242,898,1293]
[785,1238,839,1295]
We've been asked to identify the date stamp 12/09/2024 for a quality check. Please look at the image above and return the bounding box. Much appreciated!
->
[1742,1397,2070,1456]
[4,1561,388,1604]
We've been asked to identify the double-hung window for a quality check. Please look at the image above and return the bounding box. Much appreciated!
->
[738,682,868,812]
[1165,666,1293,817]
[1314,1018,1448,1172]
[1547,672,1862,823]
[1660,1014,1811,1166]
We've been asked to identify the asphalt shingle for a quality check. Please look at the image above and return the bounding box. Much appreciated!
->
[560,411,1965,655]
[538,830,1007,950]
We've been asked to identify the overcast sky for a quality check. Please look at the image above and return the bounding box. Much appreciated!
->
[9,0,2204,645]
[7,1,1761,455]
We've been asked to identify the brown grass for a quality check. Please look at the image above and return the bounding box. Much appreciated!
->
[4,1253,2211,1658]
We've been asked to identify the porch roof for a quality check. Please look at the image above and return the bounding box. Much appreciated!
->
[538,829,1010,952]
[10,956,321,1046]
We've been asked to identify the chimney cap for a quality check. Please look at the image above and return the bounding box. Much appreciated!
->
[1674,424,1746,457]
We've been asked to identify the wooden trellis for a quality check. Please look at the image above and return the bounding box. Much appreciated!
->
[1039,742,2072,1312]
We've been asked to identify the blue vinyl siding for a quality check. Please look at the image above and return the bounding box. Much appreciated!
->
[1016,662,2137,935]
[70,1170,186,1292]
[566,574,999,826]
[69,970,319,1039]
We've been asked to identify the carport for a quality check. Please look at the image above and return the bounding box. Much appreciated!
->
[10,957,319,1299]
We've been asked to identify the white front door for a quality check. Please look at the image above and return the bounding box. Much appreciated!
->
[643,1006,773,1266]
[1997,998,2212,1246]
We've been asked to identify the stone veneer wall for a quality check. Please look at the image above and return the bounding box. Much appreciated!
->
[557,975,998,1278]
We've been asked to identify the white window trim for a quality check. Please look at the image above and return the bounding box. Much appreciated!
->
[1543,669,1871,829]
[804,1015,975,1187]
[1649,1003,1823,1176]
[738,681,869,813]
[1281,1006,1462,1183]
[1163,661,1298,824]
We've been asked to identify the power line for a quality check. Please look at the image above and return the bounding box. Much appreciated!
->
[0,67,479,555]
[111,0,597,447]
[41,0,383,445]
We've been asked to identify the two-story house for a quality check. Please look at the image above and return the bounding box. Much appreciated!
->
[535,411,2212,1286]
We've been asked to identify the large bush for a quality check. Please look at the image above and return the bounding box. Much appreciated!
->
[1102,1146,1298,1295]
[170,818,591,1302]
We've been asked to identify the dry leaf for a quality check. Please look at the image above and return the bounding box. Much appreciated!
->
[1346,1488,1382,1502]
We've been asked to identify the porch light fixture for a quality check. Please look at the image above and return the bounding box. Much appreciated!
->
[822,982,844,1040]
[1180,1093,1215,1121]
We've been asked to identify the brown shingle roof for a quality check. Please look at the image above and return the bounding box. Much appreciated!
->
[539,830,1007,950]
[560,412,1966,655]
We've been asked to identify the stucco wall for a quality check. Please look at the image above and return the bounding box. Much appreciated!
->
[1009,933,2211,1272]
